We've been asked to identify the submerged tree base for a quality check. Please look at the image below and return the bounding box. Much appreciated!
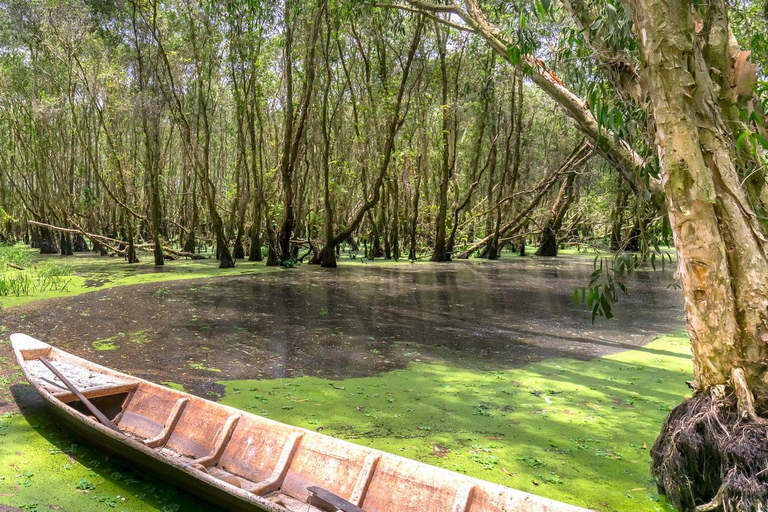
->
[652,388,768,512]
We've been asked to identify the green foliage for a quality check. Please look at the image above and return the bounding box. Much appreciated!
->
[0,249,72,297]
[575,251,676,322]
[576,254,635,322]
[279,257,300,268]
[0,272,32,297]
[36,261,73,292]
[0,245,31,268]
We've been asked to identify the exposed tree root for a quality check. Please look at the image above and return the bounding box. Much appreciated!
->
[652,384,768,512]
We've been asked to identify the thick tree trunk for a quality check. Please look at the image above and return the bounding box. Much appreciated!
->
[248,204,263,262]
[627,1,768,509]
[59,233,73,256]
[37,226,59,254]
[73,234,89,252]
[233,234,245,259]
[535,170,578,257]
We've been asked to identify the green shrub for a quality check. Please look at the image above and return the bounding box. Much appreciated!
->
[0,257,72,297]
[0,244,31,268]
[0,272,32,297]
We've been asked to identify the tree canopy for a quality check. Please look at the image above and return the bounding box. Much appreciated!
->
[1,1,768,509]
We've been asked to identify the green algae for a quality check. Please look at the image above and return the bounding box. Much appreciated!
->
[0,247,686,511]
[90,330,153,352]
[187,361,221,373]
[92,337,118,351]
[0,331,689,512]
[219,332,692,511]
[0,394,209,511]
[161,382,186,392]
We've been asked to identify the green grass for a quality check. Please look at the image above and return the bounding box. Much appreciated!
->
[219,332,691,511]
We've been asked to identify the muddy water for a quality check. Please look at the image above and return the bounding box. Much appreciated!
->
[6,256,683,396]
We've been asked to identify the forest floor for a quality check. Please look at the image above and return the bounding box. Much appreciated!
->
[0,249,687,511]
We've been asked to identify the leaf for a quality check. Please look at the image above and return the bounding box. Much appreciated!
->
[600,295,614,320]
[737,129,753,151]
[506,46,521,66]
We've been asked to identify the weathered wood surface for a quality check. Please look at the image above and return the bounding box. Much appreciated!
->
[307,485,367,512]
[38,356,120,431]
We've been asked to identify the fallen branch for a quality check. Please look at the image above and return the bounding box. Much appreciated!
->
[28,220,197,260]
[455,140,594,259]
[6,263,24,270]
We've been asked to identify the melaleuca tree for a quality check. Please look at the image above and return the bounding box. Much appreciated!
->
[402,0,768,508]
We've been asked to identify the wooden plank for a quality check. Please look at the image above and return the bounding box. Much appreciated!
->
[307,486,367,512]
[38,357,120,432]
[246,431,303,495]
[450,483,476,512]
[348,453,380,506]
[189,413,241,467]
[143,398,189,448]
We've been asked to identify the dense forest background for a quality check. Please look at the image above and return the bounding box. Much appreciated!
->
[0,0,721,269]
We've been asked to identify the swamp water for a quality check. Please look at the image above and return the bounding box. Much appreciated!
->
[1,255,687,511]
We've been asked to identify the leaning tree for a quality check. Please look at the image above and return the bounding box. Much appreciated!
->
[400,0,768,509]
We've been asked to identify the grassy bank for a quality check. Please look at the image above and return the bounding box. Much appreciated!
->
[0,250,282,309]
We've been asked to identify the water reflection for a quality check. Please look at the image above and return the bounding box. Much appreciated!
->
[6,256,684,395]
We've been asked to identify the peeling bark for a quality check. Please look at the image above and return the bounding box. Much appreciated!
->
[627,0,768,508]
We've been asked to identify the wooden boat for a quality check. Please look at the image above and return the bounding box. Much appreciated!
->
[12,333,587,512]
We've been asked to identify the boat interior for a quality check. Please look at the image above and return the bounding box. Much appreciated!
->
[17,342,559,512]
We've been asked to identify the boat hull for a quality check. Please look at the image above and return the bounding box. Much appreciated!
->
[42,395,270,512]
[12,333,588,512]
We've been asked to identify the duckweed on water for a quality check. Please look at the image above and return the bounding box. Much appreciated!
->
[219,332,691,512]
[0,407,209,511]
[0,334,689,512]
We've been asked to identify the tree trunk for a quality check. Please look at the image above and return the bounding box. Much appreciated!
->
[408,164,421,261]
[535,170,578,257]
[233,234,245,259]
[248,201,263,262]
[627,1,768,509]
[38,226,59,254]
[318,18,424,264]
[431,24,452,262]
[59,232,73,256]
[73,234,89,252]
